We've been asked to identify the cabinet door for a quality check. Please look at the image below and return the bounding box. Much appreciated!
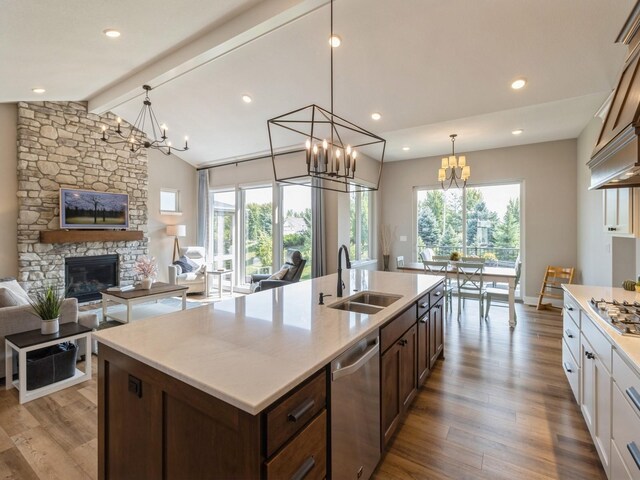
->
[381,343,402,447]
[429,303,443,369]
[604,189,618,232]
[417,314,430,385]
[581,337,596,432]
[617,188,632,234]
[400,325,417,411]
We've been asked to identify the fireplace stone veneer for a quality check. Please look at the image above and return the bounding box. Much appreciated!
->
[16,101,148,292]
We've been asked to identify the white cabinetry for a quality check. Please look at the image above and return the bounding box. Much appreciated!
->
[603,188,634,236]
[612,350,640,479]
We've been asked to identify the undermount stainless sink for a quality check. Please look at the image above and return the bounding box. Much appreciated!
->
[328,291,402,314]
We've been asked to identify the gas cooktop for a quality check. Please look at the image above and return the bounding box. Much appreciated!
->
[588,298,640,337]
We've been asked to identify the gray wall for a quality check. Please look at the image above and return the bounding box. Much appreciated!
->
[0,103,18,278]
[380,139,578,301]
[148,149,198,282]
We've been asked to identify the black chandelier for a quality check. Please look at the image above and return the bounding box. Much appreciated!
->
[267,0,385,193]
[101,85,189,156]
[438,134,470,191]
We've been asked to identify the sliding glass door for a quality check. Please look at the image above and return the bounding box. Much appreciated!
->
[242,186,273,282]
[416,183,520,267]
[210,190,235,271]
[281,184,312,280]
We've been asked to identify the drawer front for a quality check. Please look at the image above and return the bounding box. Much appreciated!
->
[613,384,640,479]
[266,410,327,480]
[429,282,445,309]
[563,294,580,325]
[562,339,580,403]
[614,350,640,421]
[266,370,326,457]
[417,292,429,319]
[562,312,580,363]
[582,314,612,373]
[612,439,635,480]
[381,304,417,353]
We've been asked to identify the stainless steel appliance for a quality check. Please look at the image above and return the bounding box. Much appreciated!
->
[331,332,380,479]
[588,298,640,336]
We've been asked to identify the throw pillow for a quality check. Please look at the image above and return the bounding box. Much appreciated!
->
[185,256,199,271]
[0,287,20,308]
[174,256,193,273]
[0,279,30,305]
[268,266,289,280]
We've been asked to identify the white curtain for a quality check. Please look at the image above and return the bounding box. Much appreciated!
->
[197,170,210,253]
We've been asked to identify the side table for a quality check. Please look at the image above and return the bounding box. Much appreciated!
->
[5,323,92,404]
[207,269,234,299]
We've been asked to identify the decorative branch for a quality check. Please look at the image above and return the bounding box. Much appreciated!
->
[380,225,396,256]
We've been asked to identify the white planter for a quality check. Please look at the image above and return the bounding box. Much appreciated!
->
[141,278,153,290]
[41,317,59,335]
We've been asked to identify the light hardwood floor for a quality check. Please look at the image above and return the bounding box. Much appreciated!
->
[0,302,605,479]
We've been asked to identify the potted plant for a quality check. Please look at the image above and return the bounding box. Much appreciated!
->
[135,256,157,289]
[450,251,461,262]
[380,225,396,271]
[29,285,65,335]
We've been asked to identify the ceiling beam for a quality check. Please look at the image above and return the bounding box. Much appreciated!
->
[87,0,329,114]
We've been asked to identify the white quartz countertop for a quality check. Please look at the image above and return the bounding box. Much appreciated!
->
[563,285,640,372]
[93,270,442,415]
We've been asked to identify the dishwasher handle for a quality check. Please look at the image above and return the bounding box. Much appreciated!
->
[332,339,379,382]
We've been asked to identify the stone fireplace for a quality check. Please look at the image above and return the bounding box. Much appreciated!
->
[16,101,149,296]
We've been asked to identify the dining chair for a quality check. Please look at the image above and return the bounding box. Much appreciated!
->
[484,260,522,320]
[423,260,452,314]
[432,255,450,261]
[460,256,485,264]
[396,256,405,268]
[455,262,486,319]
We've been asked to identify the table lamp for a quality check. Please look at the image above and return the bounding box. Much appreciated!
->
[166,224,186,262]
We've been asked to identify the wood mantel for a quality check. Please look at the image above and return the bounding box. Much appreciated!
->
[39,230,144,244]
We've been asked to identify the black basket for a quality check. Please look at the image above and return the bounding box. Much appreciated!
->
[25,342,77,391]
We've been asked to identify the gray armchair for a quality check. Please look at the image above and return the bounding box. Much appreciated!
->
[251,251,307,292]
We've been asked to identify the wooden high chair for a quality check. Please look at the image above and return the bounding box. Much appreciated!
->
[537,266,575,310]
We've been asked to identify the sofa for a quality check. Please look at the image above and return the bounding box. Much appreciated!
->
[0,278,98,380]
[251,251,307,292]
[168,246,208,294]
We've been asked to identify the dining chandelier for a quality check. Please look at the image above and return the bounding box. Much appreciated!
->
[438,134,470,190]
[101,85,189,156]
[267,0,385,192]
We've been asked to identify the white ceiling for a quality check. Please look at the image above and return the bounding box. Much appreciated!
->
[1,0,635,166]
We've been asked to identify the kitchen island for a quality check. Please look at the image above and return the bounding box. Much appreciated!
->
[94,270,445,479]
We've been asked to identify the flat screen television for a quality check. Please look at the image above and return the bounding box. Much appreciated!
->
[60,188,129,229]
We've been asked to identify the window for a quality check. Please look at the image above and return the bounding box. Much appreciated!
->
[416,183,520,267]
[281,184,312,279]
[350,187,373,261]
[160,188,180,213]
[210,190,235,271]
[242,186,273,282]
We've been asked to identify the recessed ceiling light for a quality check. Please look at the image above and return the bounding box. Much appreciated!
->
[512,129,524,135]
[371,112,381,120]
[511,78,527,90]
[242,94,252,103]
[32,88,45,94]
[103,29,121,38]
[329,35,342,48]
[402,146,410,151]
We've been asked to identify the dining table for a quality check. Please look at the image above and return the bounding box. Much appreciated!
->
[397,261,519,327]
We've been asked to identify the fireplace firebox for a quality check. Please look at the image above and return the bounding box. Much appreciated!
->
[65,255,119,303]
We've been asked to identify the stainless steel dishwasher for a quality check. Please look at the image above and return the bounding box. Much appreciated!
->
[331,331,380,479]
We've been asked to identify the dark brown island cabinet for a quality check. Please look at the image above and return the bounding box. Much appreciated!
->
[98,280,445,479]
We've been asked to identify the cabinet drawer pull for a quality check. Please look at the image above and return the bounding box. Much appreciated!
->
[626,387,640,414]
[627,442,640,471]
[434,291,442,297]
[419,318,427,324]
[563,362,573,374]
[585,351,595,360]
[564,329,574,339]
[397,339,408,347]
[287,398,315,423]
[291,456,315,480]
[420,302,428,308]
[564,305,574,311]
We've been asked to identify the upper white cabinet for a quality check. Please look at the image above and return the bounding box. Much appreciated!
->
[603,188,635,236]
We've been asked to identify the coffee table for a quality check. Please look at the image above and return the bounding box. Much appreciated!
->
[101,282,189,324]
[207,269,233,299]
[5,323,92,404]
